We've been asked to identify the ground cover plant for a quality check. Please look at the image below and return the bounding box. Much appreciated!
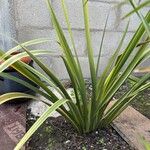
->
[0,0,150,149]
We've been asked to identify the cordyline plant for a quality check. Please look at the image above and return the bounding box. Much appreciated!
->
[0,0,150,149]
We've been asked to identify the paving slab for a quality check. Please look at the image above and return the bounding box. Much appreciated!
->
[0,102,27,150]
[111,103,150,150]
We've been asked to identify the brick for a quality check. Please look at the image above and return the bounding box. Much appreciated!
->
[48,56,113,79]
[32,52,149,80]
[91,0,140,3]
[14,0,150,79]
[52,57,90,79]
[17,28,60,55]
[33,56,53,71]
[36,56,91,79]
[117,4,150,32]
[52,0,116,31]
[89,0,120,2]
[17,27,134,57]
[14,0,150,33]
[52,0,150,32]
[32,55,111,79]
[17,28,86,56]
[91,31,134,56]
[15,0,52,28]
[138,59,150,68]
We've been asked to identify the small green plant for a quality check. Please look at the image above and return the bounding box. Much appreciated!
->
[82,145,87,150]
[0,0,150,149]
[141,138,150,150]
[98,138,104,145]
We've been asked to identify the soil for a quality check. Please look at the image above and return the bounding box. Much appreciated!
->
[26,114,133,150]
[26,79,149,150]
[114,81,150,119]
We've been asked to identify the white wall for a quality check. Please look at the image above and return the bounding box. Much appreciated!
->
[12,0,149,79]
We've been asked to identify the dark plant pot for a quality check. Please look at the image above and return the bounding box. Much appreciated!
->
[0,62,35,94]
[0,52,39,96]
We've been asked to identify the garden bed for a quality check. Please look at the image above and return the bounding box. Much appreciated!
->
[25,80,150,150]
[26,114,133,150]
[26,79,149,150]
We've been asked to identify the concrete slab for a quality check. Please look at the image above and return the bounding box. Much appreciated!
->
[111,105,150,150]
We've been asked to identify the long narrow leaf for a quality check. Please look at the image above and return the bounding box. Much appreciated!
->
[104,11,150,91]
[103,73,150,125]
[82,0,97,131]
[0,72,53,101]
[0,49,70,118]
[46,0,87,131]
[0,92,37,105]
[20,62,65,98]
[1,38,52,59]
[0,50,56,73]
[14,99,68,150]
[61,0,87,113]
[96,13,109,76]
[96,20,130,102]
[129,0,150,37]
[122,0,150,19]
